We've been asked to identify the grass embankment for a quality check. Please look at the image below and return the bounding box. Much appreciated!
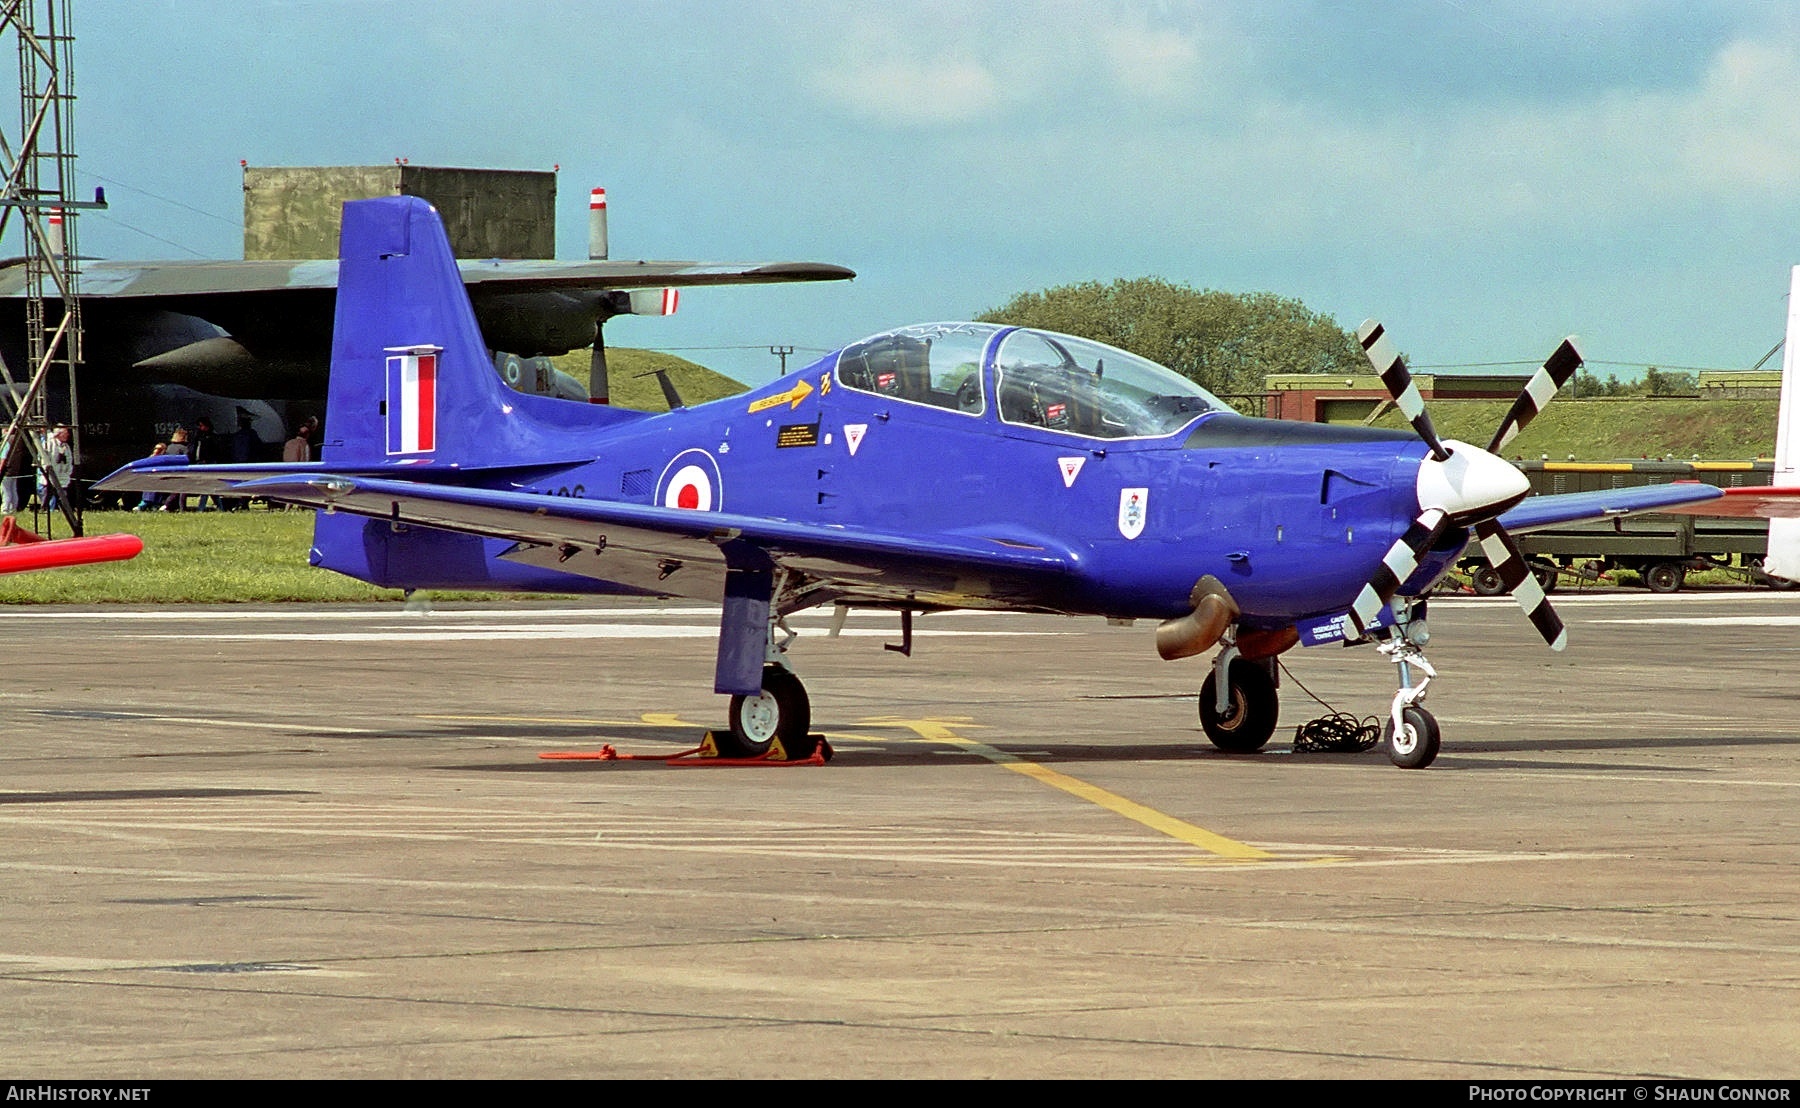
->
[0,511,410,604]
[549,348,750,410]
[1368,397,1779,461]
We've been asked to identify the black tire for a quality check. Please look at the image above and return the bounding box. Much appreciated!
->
[1383,705,1441,769]
[1470,565,1506,597]
[1750,559,1799,590]
[1644,562,1685,594]
[1532,564,1557,593]
[1198,660,1279,753]
[723,666,811,758]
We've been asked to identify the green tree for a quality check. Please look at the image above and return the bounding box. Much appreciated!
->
[976,277,1363,397]
[1573,370,1634,398]
[1642,366,1697,396]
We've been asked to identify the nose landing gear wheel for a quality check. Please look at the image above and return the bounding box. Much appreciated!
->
[1383,705,1441,769]
[1199,659,1279,752]
[724,665,811,758]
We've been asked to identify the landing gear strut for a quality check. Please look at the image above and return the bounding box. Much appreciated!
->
[1378,601,1440,769]
[1198,642,1280,752]
[719,613,812,758]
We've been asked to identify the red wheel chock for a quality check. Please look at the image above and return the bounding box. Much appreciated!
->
[539,732,832,766]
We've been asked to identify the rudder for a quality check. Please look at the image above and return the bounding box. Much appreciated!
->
[322,196,580,469]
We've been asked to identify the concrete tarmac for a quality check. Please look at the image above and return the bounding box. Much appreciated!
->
[0,592,1796,1079]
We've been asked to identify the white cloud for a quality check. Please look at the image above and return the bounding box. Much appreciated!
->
[1666,38,1800,193]
[1097,20,1207,102]
[795,1,1223,129]
[807,57,1005,128]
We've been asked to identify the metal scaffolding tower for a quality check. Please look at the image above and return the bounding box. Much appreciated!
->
[0,0,99,536]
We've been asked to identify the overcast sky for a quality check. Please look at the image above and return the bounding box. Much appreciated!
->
[43,1,1800,385]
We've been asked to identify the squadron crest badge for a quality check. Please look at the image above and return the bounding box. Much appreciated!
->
[1118,487,1149,540]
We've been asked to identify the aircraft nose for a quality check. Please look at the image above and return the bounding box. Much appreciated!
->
[1416,440,1530,523]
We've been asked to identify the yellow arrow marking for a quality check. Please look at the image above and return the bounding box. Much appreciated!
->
[747,376,815,413]
[870,718,1276,861]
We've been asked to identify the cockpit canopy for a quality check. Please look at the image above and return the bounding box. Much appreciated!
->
[831,322,1226,439]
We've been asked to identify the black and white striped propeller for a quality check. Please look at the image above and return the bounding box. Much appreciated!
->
[1347,321,1581,651]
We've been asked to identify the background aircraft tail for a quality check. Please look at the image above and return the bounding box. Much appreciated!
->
[1764,266,1800,580]
[321,195,635,469]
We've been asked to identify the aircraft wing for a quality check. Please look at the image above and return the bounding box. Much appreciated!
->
[6,255,855,371]
[0,257,856,299]
[94,464,1080,609]
[452,259,857,292]
[1496,482,1726,532]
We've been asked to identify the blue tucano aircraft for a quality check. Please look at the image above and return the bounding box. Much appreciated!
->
[97,196,1733,769]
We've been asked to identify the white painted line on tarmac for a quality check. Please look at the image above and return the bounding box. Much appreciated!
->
[0,606,1042,622]
[1586,615,1800,626]
[122,625,1066,643]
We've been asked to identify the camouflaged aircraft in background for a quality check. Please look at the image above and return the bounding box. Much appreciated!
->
[0,190,853,489]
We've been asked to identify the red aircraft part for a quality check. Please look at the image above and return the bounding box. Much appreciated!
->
[0,530,142,575]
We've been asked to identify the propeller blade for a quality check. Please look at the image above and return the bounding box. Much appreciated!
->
[588,339,611,404]
[1487,337,1582,455]
[1348,507,1448,639]
[1358,319,1449,461]
[1474,520,1568,651]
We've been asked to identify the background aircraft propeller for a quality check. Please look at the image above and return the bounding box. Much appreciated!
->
[1349,321,1583,651]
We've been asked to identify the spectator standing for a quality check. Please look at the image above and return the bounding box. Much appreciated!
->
[161,428,190,511]
[189,416,223,510]
[282,417,315,463]
[37,423,73,512]
[0,428,29,515]
[224,409,263,510]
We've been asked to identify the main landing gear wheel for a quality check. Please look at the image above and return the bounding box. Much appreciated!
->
[1199,659,1279,753]
[724,665,812,758]
[1383,705,1441,769]
[1470,565,1506,596]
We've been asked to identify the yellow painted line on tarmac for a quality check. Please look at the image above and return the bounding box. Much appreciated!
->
[875,718,1276,861]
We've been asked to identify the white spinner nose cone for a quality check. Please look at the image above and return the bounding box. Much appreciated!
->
[1417,440,1531,522]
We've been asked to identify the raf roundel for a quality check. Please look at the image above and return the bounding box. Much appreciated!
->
[657,449,723,512]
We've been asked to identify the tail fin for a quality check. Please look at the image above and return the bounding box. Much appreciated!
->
[321,195,626,469]
[1765,266,1800,580]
